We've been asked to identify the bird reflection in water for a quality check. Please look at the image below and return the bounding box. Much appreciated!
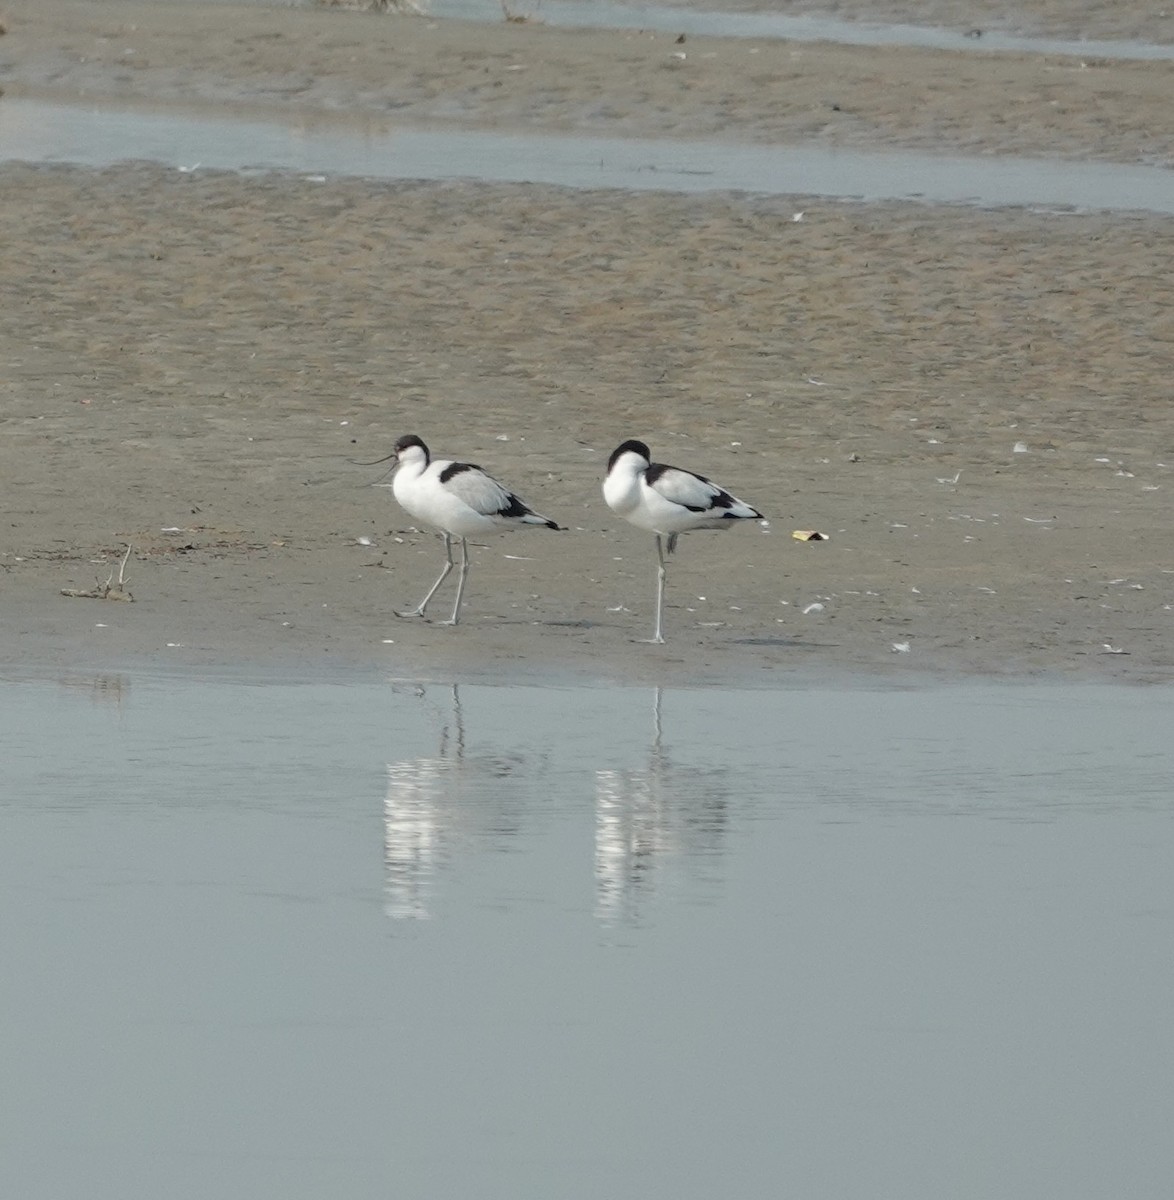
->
[57,673,130,711]
[594,688,730,926]
[383,685,466,920]
[384,684,529,920]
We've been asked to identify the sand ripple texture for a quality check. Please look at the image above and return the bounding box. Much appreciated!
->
[1,161,1171,681]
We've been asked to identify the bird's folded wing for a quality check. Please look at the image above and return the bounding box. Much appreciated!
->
[646,465,722,512]
[442,463,516,516]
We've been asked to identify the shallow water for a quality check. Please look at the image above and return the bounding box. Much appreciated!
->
[4,98,1174,213]
[168,0,1174,60]
[432,0,1174,61]
[4,670,1174,1198]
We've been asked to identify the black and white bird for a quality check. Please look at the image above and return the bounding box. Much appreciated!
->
[603,439,763,644]
[373,434,561,626]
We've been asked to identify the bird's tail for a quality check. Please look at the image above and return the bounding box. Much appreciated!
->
[728,500,763,521]
[521,513,563,531]
[501,492,563,529]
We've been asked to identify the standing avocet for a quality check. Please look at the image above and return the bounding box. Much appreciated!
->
[603,439,763,643]
[375,434,561,626]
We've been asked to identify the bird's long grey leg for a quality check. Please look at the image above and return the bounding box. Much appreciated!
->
[395,531,455,618]
[438,537,470,627]
[641,534,668,644]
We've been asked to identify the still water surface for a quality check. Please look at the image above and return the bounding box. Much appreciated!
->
[5,98,1174,214]
[168,0,1174,60]
[3,671,1173,1198]
[432,0,1174,60]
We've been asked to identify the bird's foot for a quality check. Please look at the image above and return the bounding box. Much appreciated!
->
[394,607,427,619]
[434,618,461,627]
[637,636,667,645]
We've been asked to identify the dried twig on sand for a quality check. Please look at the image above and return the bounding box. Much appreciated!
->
[61,544,135,602]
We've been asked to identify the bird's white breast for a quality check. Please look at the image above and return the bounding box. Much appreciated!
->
[602,465,642,518]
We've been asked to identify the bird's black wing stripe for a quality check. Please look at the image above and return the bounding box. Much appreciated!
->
[438,461,482,485]
[497,493,532,519]
[644,463,675,488]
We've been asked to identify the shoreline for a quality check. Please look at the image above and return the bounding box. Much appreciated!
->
[5,608,1168,691]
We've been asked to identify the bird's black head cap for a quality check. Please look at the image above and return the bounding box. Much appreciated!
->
[394,434,430,462]
[608,439,652,473]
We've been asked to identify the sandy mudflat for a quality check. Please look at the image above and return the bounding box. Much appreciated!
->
[1,1,1172,684]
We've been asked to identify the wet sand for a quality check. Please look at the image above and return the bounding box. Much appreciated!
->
[1,2,1172,684]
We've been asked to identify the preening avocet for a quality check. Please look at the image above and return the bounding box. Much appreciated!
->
[372,434,561,626]
[603,439,763,644]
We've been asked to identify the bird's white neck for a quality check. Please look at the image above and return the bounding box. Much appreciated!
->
[603,454,645,516]
[395,447,429,480]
